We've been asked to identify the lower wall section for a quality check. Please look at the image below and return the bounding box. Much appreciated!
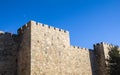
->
[17,28,31,75]
[31,43,92,75]
[30,21,92,75]
[0,34,18,75]
[64,46,92,75]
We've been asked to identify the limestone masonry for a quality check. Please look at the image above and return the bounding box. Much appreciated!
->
[0,20,114,75]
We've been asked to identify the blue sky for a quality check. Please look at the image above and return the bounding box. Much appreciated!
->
[0,0,120,49]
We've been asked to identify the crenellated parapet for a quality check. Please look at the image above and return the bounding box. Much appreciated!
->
[70,45,89,51]
[93,42,114,48]
[35,21,69,33]
[17,23,30,34]
[17,20,69,35]
[0,32,17,37]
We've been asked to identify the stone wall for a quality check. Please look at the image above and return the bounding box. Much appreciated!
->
[0,32,18,75]
[101,42,114,60]
[64,46,92,75]
[30,21,92,75]
[17,23,31,75]
[0,20,115,75]
[94,42,114,75]
[89,50,97,75]
[30,21,70,75]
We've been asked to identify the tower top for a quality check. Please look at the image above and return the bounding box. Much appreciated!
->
[18,20,69,34]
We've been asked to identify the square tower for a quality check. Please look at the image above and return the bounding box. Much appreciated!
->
[94,42,114,75]
[17,21,70,75]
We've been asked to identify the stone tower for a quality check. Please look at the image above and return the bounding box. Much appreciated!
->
[94,42,114,75]
[17,22,31,75]
[17,20,92,75]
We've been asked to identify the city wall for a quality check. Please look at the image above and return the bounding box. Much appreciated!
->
[0,32,18,75]
[0,20,115,75]
[30,21,92,75]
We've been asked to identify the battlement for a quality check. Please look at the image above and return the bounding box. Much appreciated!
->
[94,42,114,47]
[70,45,89,51]
[17,20,69,34]
[17,23,30,34]
[0,32,17,37]
[35,21,69,33]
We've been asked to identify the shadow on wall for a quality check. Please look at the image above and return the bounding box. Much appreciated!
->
[0,32,18,75]
[89,49,97,75]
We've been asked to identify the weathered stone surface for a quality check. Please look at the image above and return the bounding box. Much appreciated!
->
[0,33,18,75]
[0,20,115,75]
[94,42,114,75]
[29,21,92,75]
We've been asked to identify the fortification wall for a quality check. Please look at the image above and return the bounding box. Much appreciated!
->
[30,21,70,46]
[17,22,31,75]
[89,50,97,75]
[94,42,114,75]
[100,42,114,59]
[0,20,117,75]
[29,20,92,75]
[30,20,69,75]
[62,46,92,75]
[0,32,18,75]
[94,42,106,75]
